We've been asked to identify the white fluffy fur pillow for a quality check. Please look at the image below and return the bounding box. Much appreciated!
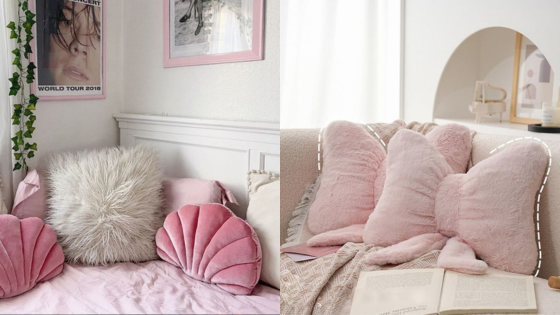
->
[47,145,164,265]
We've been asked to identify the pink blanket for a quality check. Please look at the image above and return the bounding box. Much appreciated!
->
[0,260,279,314]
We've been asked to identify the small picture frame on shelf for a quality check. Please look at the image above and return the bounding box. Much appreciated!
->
[163,0,264,68]
[510,33,555,124]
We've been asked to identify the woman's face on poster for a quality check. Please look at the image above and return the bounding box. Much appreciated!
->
[49,1,101,86]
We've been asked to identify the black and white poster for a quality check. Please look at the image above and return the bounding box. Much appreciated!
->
[34,0,104,100]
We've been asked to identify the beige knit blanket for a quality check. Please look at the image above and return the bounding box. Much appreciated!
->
[280,243,440,315]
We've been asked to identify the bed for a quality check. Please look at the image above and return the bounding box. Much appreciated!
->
[0,113,280,314]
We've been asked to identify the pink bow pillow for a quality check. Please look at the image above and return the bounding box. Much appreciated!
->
[156,204,262,295]
[307,121,472,235]
[364,130,547,274]
[0,215,64,298]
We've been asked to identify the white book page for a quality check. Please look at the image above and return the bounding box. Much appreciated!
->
[439,271,537,314]
[350,268,444,315]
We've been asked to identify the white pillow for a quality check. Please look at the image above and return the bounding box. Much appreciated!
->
[47,145,164,265]
[246,170,280,289]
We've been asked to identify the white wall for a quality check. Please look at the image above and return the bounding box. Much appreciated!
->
[434,28,518,121]
[122,0,280,124]
[28,0,123,172]
[404,0,560,122]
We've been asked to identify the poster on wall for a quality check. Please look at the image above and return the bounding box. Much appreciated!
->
[33,0,105,101]
[511,33,556,124]
[163,0,264,67]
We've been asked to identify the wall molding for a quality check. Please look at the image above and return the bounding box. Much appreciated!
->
[114,113,280,217]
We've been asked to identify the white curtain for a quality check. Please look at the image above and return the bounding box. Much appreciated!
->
[0,0,18,212]
[280,0,403,128]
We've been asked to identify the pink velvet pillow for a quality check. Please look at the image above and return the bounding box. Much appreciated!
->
[307,121,471,235]
[12,170,48,220]
[162,178,238,215]
[0,215,64,298]
[156,204,262,295]
[364,130,548,274]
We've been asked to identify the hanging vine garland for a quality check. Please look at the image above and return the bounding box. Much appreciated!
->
[6,0,38,173]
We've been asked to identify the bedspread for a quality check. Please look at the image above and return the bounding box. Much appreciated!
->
[0,260,279,314]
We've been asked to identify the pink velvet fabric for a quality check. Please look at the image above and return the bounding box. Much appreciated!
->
[156,204,262,295]
[0,215,64,298]
[162,178,238,215]
[364,130,548,275]
[307,123,472,244]
[12,170,48,220]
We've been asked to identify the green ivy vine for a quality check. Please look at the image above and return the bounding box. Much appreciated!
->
[6,0,38,173]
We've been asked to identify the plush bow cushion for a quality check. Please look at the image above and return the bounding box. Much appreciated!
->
[0,215,64,298]
[156,204,262,295]
[307,121,471,236]
[364,130,548,274]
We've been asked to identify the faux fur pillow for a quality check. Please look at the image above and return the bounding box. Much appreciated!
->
[47,145,164,265]
[307,121,471,238]
[364,130,548,274]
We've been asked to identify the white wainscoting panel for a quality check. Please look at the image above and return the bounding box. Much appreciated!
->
[114,113,279,218]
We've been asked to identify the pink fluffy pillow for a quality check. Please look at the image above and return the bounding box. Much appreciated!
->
[156,204,262,295]
[307,121,471,235]
[364,130,548,274]
[12,170,48,220]
[0,215,64,298]
[307,121,386,234]
[162,178,238,215]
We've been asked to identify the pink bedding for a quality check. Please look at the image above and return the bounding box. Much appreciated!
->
[0,260,279,314]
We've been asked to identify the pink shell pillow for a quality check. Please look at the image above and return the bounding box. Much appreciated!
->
[364,130,548,274]
[12,170,48,220]
[156,204,262,295]
[307,121,471,235]
[0,215,64,298]
[162,178,238,215]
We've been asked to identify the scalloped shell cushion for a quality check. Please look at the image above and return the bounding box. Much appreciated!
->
[156,204,262,295]
[0,215,64,298]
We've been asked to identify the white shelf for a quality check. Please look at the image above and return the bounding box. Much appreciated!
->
[434,118,560,141]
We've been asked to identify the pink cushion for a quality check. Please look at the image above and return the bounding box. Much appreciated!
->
[364,130,548,274]
[156,204,262,295]
[12,170,48,220]
[162,178,238,215]
[0,215,64,298]
[308,121,471,235]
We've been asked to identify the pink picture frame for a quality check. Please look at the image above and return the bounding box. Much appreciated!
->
[163,0,264,68]
[30,0,106,101]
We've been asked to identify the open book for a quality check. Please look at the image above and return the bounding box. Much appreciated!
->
[350,269,537,315]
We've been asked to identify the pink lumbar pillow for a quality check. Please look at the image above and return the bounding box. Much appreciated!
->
[162,178,238,215]
[307,121,471,240]
[12,170,48,220]
[0,215,64,298]
[156,204,262,295]
[364,130,548,275]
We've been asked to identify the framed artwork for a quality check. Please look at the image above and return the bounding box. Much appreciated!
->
[163,0,264,67]
[32,0,106,101]
[510,32,555,124]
